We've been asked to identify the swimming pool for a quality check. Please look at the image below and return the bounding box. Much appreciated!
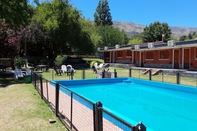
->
[55,78,197,131]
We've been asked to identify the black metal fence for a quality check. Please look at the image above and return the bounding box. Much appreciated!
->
[128,68,197,86]
[31,71,145,131]
[30,68,197,131]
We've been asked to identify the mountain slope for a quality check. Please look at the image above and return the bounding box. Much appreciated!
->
[113,21,197,38]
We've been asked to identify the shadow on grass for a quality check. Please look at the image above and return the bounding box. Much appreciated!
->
[0,79,25,88]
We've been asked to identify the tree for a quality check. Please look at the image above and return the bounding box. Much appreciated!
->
[95,26,129,47]
[0,0,33,28]
[129,33,143,44]
[188,33,193,39]
[142,21,172,42]
[17,21,47,58]
[94,0,113,26]
[0,21,21,69]
[33,0,95,58]
[179,35,187,41]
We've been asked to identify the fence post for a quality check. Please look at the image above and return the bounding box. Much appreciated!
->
[52,70,54,80]
[55,83,60,116]
[71,70,74,80]
[114,69,117,78]
[40,75,43,99]
[149,70,152,80]
[82,70,85,79]
[34,72,36,88]
[30,71,32,83]
[129,69,132,77]
[102,70,105,78]
[95,101,103,131]
[162,72,164,82]
[135,122,146,131]
[176,72,180,84]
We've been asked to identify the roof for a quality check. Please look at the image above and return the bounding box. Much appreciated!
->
[98,40,197,52]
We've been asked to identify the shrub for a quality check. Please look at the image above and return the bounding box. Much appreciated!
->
[55,55,67,66]
[14,57,27,68]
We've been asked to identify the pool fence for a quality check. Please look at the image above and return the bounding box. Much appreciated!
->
[31,71,144,131]
[30,68,197,131]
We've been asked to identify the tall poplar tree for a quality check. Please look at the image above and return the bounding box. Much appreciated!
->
[94,0,113,26]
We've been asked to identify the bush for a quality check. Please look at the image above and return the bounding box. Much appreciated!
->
[90,61,96,68]
[14,57,27,68]
[55,55,67,66]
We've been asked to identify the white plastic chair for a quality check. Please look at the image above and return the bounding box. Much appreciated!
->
[61,65,67,73]
[66,65,72,72]
[25,69,31,76]
[14,69,24,79]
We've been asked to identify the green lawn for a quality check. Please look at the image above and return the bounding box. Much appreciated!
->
[40,68,197,87]
[0,65,197,131]
[0,81,67,131]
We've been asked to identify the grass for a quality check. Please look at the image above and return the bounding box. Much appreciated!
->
[40,66,130,81]
[40,67,197,87]
[0,64,197,131]
[0,81,67,131]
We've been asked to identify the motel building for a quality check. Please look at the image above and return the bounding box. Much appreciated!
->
[98,39,197,70]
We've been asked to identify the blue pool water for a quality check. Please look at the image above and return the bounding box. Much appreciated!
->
[55,78,197,131]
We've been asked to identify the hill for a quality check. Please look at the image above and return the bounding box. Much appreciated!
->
[113,21,197,38]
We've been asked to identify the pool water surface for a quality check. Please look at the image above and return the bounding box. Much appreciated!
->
[56,78,197,131]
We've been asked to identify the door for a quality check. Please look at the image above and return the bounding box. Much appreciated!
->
[174,50,179,69]
[184,49,189,69]
[141,52,144,67]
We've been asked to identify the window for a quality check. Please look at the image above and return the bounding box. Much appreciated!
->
[126,50,132,57]
[117,51,123,58]
[160,50,169,59]
[105,52,110,58]
[146,51,154,59]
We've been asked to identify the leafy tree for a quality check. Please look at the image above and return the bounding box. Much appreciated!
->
[33,0,94,58]
[129,33,143,44]
[129,38,143,44]
[179,35,187,41]
[142,21,171,42]
[0,0,33,28]
[17,21,47,57]
[169,35,179,42]
[14,57,27,68]
[96,26,129,47]
[193,32,197,37]
[188,33,193,39]
[94,0,113,26]
[0,21,21,69]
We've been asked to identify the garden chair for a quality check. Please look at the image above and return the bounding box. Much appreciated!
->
[61,65,67,73]
[14,69,24,79]
[53,66,61,76]
[66,65,75,76]
[25,69,32,76]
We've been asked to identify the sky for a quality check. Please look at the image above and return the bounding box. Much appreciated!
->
[29,0,197,27]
